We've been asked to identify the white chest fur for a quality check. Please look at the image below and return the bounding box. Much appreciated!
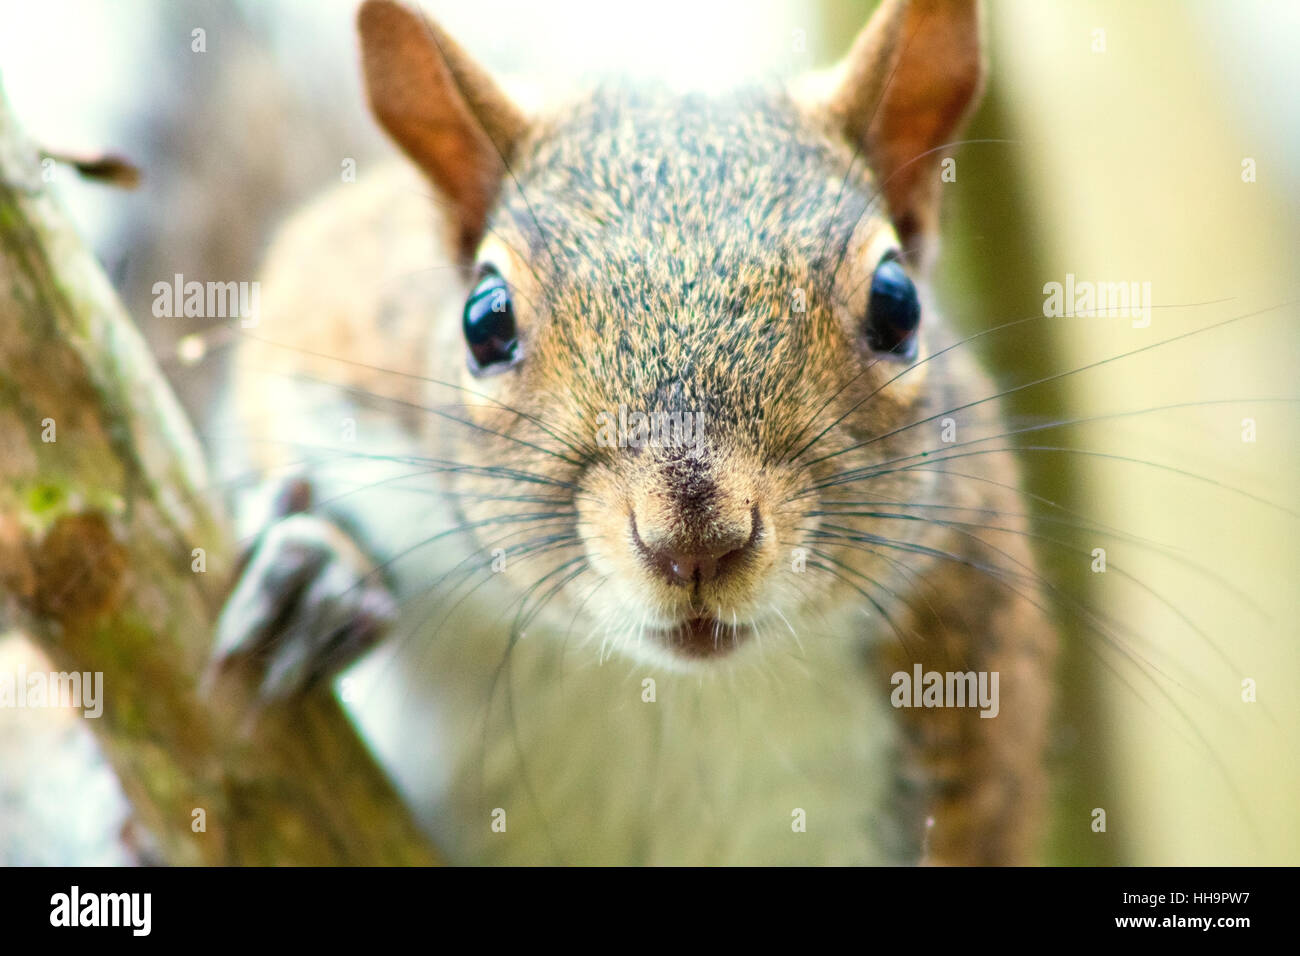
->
[340,523,902,865]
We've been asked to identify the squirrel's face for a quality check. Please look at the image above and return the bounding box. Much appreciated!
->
[450,91,939,666]
[359,0,983,667]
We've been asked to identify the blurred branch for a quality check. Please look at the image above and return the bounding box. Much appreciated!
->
[0,85,436,865]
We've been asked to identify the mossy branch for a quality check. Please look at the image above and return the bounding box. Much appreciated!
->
[0,87,436,865]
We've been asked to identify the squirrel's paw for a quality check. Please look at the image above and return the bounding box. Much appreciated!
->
[209,510,397,707]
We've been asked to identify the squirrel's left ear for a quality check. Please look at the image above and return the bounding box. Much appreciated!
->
[809,0,984,260]
[359,0,528,260]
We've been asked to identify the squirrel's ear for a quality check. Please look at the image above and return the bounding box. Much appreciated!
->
[817,0,984,257]
[358,0,528,258]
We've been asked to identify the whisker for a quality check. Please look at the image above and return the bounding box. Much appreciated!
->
[235,332,593,459]
[781,297,1233,466]
[810,490,1270,620]
[805,397,1298,492]
[820,445,1298,518]
[801,302,1292,468]
[803,549,919,659]
[810,509,1279,716]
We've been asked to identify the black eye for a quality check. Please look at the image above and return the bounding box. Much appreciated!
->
[865,254,920,358]
[463,265,520,374]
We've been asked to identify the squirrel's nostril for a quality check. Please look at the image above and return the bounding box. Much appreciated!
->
[631,508,761,588]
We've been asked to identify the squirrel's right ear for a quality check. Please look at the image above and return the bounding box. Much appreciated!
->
[808,0,984,262]
[358,0,528,259]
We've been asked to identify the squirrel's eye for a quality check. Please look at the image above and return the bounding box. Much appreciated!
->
[463,265,520,374]
[865,254,920,358]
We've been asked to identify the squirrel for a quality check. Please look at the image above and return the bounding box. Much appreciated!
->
[210,0,1055,865]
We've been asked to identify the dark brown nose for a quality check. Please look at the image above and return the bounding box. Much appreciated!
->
[631,508,760,588]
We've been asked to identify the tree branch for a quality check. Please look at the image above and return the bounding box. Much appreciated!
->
[0,86,436,865]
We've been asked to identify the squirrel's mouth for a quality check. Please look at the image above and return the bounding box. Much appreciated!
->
[651,616,751,659]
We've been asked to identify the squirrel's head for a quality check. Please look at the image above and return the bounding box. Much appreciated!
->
[359,0,984,668]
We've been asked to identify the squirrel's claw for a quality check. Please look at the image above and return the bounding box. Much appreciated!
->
[208,511,397,709]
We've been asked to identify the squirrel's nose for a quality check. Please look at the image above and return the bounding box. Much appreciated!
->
[631,508,760,588]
